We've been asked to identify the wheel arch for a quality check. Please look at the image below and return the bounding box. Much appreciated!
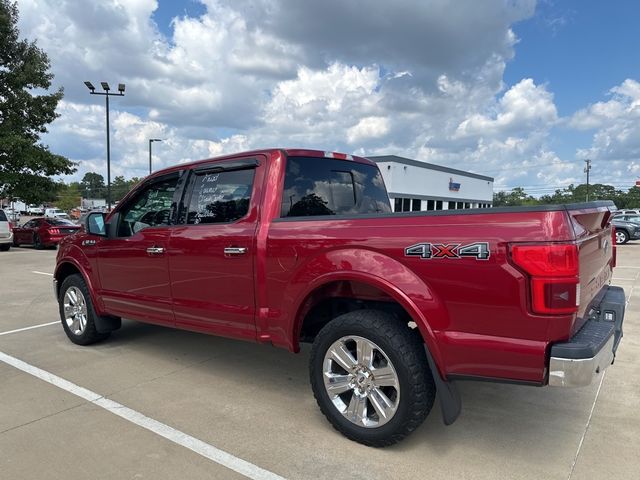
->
[54,256,105,315]
[287,249,448,376]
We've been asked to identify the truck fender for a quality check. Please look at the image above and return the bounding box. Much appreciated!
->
[54,246,106,317]
[288,248,449,377]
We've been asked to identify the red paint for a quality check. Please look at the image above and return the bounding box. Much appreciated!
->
[55,149,617,385]
[13,218,81,247]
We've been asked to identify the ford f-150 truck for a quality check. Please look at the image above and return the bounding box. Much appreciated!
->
[54,148,625,447]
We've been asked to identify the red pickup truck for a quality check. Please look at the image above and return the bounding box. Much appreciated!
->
[54,148,625,446]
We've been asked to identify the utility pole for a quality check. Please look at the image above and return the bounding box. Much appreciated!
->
[584,159,591,202]
[84,81,126,210]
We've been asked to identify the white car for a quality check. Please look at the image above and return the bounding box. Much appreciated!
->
[44,208,70,220]
[2,207,20,223]
[0,209,13,251]
[27,205,44,215]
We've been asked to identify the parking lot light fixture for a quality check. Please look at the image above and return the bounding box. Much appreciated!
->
[149,138,163,175]
[85,80,126,210]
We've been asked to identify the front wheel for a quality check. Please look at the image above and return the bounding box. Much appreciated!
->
[616,229,629,244]
[309,310,435,447]
[58,274,110,345]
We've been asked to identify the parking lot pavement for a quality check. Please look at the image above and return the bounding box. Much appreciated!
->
[0,244,638,480]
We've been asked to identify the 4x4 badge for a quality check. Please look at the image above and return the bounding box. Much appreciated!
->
[405,242,490,260]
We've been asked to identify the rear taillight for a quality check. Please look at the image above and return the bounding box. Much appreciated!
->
[511,244,579,315]
[611,226,617,268]
[49,228,60,234]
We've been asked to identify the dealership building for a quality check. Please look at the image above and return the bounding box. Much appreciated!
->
[369,155,494,212]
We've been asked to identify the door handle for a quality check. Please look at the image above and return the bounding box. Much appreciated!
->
[146,246,165,255]
[224,247,247,256]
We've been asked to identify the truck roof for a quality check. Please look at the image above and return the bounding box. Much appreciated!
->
[147,148,376,179]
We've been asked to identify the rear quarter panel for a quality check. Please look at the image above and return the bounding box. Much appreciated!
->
[265,209,576,383]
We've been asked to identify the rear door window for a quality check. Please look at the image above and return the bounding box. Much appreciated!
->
[0,211,6,222]
[281,156,391,217]
[185,168,255,224]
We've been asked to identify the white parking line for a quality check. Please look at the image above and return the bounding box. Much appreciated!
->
[0,351,286,480]
[0,321,59,336]
[31,271,53,276]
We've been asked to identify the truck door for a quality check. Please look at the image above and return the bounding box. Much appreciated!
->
[168,157,263,340]
[96,173,182,326]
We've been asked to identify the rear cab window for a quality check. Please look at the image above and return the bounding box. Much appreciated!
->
[281,156,391,217]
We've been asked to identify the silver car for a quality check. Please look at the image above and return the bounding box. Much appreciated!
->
[0,209,13,251]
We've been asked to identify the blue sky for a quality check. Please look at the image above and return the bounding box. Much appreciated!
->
[16,0,640,194]
[506,0,640,115]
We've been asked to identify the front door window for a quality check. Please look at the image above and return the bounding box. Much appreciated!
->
[117,175,179,237]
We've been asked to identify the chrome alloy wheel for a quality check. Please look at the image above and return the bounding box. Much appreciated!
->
[615,231,627,244]
[323,335,400,428]
[63,286,88,335]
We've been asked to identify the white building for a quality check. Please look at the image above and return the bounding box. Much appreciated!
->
[369,155,494,212]
[81,198,107,209]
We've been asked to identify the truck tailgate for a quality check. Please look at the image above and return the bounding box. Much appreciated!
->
[569,205,615,332]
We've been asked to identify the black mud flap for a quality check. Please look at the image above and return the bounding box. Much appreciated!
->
[424,346,461,425]
[95,315,122,334]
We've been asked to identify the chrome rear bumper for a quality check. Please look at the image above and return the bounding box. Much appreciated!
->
[549,335,615,387]
[548,286,624,388]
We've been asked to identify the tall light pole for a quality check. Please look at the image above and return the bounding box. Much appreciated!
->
[149,138,162,175]
[584,158,592,202]
[84,81,125,210]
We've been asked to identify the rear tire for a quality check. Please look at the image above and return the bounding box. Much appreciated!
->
[33,233,43,250]
[309,310,435,447]
[0,244,10,251]
[616,229,629,244]
[58,274,110,345]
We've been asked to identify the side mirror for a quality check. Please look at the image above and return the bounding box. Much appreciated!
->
[86,212,107,236]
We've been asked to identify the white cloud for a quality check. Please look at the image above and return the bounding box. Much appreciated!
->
[569,79,640,184]
[13,0,638,194]
[347,117,390,144]
[456,79,558,138]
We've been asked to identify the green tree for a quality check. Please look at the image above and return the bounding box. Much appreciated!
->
[80,172,105,198]
[111,175,129,202]
[0,0,76,204]
[493,187,538,207]
[54,182,81,211]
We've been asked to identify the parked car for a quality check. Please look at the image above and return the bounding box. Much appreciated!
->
[2,207,20,224]
[54,148,624,447]
[0,209,13,251]
[615,214,640,224]
[611,217,640,244]
[613,209,640,216]
[44,208,70,220]
[13,217,81,249]
[27,205,45,215]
